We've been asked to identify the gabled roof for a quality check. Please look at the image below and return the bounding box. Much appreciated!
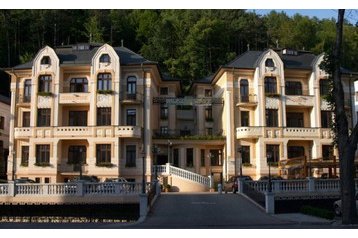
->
[225,49,318,70]
[225,51,263,69]
[12,44,156,70]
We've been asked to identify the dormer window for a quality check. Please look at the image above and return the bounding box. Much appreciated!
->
[41,56,51,65]
[100,54,111,63]
[265,58,275,68]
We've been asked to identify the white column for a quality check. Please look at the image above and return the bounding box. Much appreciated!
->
[225,89,235,176]
[7,88,16,180]
[144,73,152,178]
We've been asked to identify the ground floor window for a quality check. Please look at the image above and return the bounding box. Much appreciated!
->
[288,146,305,159]
[68,146,86,164]
[241,146,250,164]
[210,149,221,166]
[322,145,334,160]
[173,148,179,167]
[186,148,193,167]
[35,144,50,166]
[125,145,136,167]
[21,146,29,166]
[96,144,111,166]
[266,144,280,165]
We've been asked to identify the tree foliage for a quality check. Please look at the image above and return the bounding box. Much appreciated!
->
[0,10,357,86]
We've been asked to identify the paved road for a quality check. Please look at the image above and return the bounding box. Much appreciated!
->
[133,193,296,228]
[0,193,343,229]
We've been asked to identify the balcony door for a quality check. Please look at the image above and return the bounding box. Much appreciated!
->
[69,111,87,126]
[127,76,137,99]
[240,79,249,102]
[23,79,31,102]
[68,146,87,168]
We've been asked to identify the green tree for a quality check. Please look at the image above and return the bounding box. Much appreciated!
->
[83,15,104,43]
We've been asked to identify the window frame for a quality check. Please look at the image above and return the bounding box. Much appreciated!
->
[96,144,111,165]
[126,109,136,126]
[266,144,280,164]
[125,145,136,167]
[35,144,50,165]
[70,78,88,93]
[22,111,30,127]
[264,77,277,94]
[23,79,31,102]
[97,73,112,91]
[99,54,111,63]
[40,56,51,65]
[69,111,88,126]
[37,109,51,127]
[285,81,303,95]
[97,107,111,126]
[38,75,52,93]
[265,109,278,127]
[68,145,87,164]
[21,146,29,166]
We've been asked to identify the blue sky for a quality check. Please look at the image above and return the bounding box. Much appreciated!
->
[248,9,357,24]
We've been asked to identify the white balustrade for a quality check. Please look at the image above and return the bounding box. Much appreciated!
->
[168,165,210,186]
[16,184,43,195]
[236,127,262,139]
[314,179,340,192]
[283,128,319,138]
[0,184,9,195]
[278,180,307,192]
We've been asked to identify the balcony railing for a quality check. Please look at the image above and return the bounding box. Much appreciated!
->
[59,93,90,104]
[153,129,224,140]
[236,126,327,139]
[236,127,262,139]
[236,94,257,106]
[16,94,31,104]
[14,126,142,139]
[119,91,143,103]
[285,95,314,107]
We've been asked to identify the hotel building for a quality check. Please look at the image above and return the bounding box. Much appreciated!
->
[5,44,358,185]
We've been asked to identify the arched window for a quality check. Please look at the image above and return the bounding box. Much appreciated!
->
[23,79,31,102]
[99,54,111,63]
[41,56,51,65]
[97,73,112,91]
[240,79,249,102]
[38,75,52,93]
[264,77,277,94]
[70,78,88,92]
[265,58,275,68]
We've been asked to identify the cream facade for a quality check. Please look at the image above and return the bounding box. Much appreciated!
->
[0,96,10,179]
[5,45,358,185]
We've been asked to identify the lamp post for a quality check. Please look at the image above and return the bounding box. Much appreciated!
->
[167,140,172,164]
[237,146,242,176]
[11,151,16,181]
[267,152,272,193]
[79,147,83,180]
[142,152,145,194]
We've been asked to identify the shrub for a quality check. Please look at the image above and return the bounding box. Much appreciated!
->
[300,205,335,220]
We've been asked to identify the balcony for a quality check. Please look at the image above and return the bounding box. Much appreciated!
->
[153,129,224,140]
[59,93,90,105]
[236,94,257,107]
[176,110,194,120]
[285,95,314,107]
[283,127,319,138]
[16,94,31,105]
[236,127,262,139]
[14,126,142,139]
[58,163,89,175]
[119,91,143,104]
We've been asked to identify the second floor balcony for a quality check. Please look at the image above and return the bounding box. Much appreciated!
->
[14,125,142,139]
[119,91,143,104]
[153,129,224,140]
[59,92,90,105]
[236,126,332,139]
[236,94,257,107]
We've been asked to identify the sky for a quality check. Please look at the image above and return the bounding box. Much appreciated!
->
[248,9,357,24]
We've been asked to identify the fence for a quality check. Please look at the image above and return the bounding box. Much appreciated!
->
[0,182,153,197]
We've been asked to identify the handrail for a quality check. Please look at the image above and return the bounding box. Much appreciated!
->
[153,164,210,187]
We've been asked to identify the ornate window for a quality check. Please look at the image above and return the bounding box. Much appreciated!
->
[265,58,275,67]
[37,109,51,127]
[41,56,51,65]
[96,144,111,165]
[97,73,112,91]
[97,107,111,126]
[99,54,111,63]
[38,75,52,93]
[24,79,31,102]
[264,77,277,94]
[70,78,88,92]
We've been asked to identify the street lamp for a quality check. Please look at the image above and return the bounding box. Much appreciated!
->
[142,151,146,194]
[237,146,243,176]
[267,151,272,193]
[167,140,172,164]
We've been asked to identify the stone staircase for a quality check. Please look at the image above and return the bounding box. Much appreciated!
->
[153,164,211,192]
